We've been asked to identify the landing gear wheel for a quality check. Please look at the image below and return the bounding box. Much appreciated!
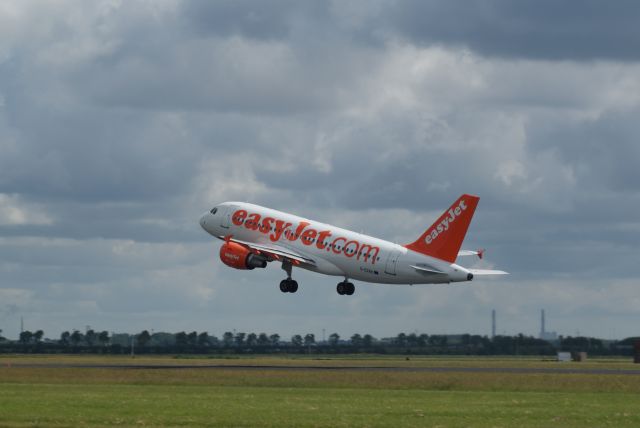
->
[345,282,355,295]
[280,279,299,293]
[337,281,355,295]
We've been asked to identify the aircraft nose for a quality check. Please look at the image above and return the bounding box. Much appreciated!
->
[199,212,208,230]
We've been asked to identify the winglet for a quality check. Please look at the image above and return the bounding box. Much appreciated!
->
[404,194,480,263]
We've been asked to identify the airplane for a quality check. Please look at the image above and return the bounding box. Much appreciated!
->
[199,194,507,295]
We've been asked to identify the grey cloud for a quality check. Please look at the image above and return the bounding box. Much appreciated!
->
[85,36,372,115]
[181,0,301,40]
[381,0,640,61]
[179,1,640,61]
[1,1,639,340]
[529,108,640,193]
[0,96,199,202]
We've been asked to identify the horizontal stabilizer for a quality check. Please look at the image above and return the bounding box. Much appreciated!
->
[457,249,485,259]
[468,269,509,276]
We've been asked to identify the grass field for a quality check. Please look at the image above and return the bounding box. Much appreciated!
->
[1,355,639,427]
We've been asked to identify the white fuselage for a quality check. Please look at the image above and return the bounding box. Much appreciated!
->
[200,202,472,285]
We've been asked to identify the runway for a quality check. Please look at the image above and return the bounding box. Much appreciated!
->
[5,363,640,375]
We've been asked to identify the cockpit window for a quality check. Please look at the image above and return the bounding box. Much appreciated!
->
[210,207,218,215]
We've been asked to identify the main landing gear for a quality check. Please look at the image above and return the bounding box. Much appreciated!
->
[280,260,299,293]
[279,261,355,295]
[279,279,298,293]
[337,280,355,296]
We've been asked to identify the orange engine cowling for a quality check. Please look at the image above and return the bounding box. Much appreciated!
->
[219,242,268,270]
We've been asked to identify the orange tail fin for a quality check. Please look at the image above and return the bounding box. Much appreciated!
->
[404,194,479,263]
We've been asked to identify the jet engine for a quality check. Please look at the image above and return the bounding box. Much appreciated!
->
[219,242,267,270]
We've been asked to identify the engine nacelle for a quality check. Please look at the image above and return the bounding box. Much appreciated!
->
[219,242,267,270]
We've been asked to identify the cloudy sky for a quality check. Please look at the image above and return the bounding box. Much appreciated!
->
[1,0,639,340]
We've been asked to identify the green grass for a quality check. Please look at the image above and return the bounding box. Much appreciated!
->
[1,353,636,369]
[1,384,639,427]
[1,355,639,427]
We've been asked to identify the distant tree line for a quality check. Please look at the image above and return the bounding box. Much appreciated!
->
[1,328,638,356]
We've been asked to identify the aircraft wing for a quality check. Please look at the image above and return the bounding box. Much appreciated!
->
[468,269,509,276]
[457,249,485,259]
[218,236,316,266]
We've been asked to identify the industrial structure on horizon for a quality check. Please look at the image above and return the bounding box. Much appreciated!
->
[491,309,496,339]
[489,309,559,341]
[539,309,558,341]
